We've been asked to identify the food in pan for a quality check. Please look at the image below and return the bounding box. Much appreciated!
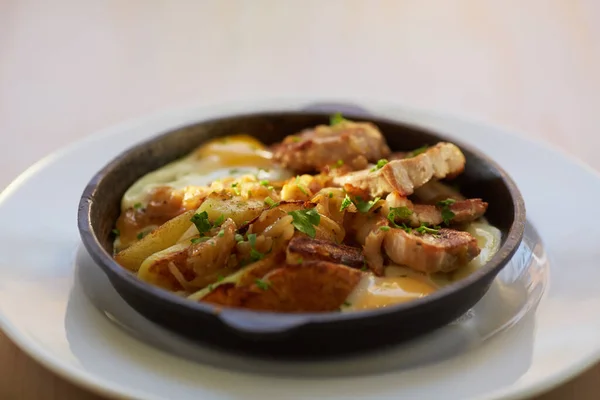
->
[112,114,501,312]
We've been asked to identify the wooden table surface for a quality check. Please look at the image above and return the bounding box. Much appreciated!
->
[1,1,599,399]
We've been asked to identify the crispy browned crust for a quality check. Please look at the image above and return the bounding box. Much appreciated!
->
[201,261,364,312]
[385,193,488,227]
[383,228,480,273]
[272,121,390,173]
[286,236,365,268]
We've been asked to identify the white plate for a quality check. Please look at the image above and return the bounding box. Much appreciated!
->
[1,99,599,400]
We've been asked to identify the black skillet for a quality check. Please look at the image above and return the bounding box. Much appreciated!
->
[77,110,525,359]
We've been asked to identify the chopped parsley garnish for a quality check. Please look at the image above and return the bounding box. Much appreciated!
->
[207,284,214,291]
[289,136,301,143]
[191,237,210,244]
[112,228,120,236]
[340,194,353,211]
[133,202,143,210]
[137,232,146,240]
[213,214,225,226]
[231,182,241,195]
[255,279,270,290]
[328,192,334,198]
[217,275,225,282]
[343,301,352,306]
[264,196,279,208]
[297,257,303,264]
[288,208,321,238]
[387,206,413,227]
[370,159,389,171]
[234,233,244,242]
[190,211,212,234]
[379,226,390,232]
[415,224,441,235]
[353,196,381,213]
[217,229,225,237]
[330,112,348,126]
[247,190,253,197]
[247,233,265,261]
[333,159,344,168]
[260,180,269,186]
[295,176,309,195]
[360,266,368,271]
[407,145,429,158]
[437,198,456,225]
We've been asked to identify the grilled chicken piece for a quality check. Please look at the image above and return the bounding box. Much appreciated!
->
[412,180,465,205]
[384,192,488,227]
[201,261,364,312]
[383,228,480,273]
[344,213,389,275]
[272,121,391,173]
[137,219,237,291]
[333,142,466,197]
[286,236,365,268]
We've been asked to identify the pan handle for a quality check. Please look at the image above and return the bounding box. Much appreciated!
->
[218,309,310,337]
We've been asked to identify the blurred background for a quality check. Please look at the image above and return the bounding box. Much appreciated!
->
[1,0,599,190]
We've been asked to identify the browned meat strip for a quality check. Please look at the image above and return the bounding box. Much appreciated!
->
[384,192,488,227]
[201,261,364,312]
[412,180,465,205]
[272,121,391,173]
[333,142,466,197]
[286,236,365,268]
[383,228,480,273]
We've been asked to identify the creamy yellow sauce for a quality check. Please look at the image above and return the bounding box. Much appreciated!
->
[342,222,502,311]
[121,134,292,210]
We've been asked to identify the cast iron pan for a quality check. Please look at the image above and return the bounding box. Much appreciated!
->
[77,109,525,359]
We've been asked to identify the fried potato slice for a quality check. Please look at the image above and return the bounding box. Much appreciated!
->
[114,209,195,272]
[286,236,365,269]
[138,219,237,291]
[201,261,363,312]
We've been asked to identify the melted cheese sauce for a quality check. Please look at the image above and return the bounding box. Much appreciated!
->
[122,134,292,210]
[342,221,502,311]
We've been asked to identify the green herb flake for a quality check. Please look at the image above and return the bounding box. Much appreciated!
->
[379,226,390,232]
[295,176,309,195]
[190,211,212,234]
[329,112,347,126]
[234,233,244,242]
[297,257,303,264]
[247,233,265,261]
[415,224,441,235]
[408,145,429,158]
[260,180,270,186]
[354,196,381,213]
[247,190,253,197]
[214,214,225,226]
[191,237,210,244]
[360,266,368,271]
[136,232,146,240]
[217,229,225,237]
[343,301,352,307]
[288,208,321,238]
[264,196,280,208]
[207,284,214,291]
[437,198,457,225]
[217,275,225,282]
[112,228,120,236]
[328,192,334,198]
[340,194,353,211]
[387,206,413,227]
[370,159,389,171]
[255,279,270,291]
[290,136,301,143]
[133,202,143,210]
[334,159,344,168]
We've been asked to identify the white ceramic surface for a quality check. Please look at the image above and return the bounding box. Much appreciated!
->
[0,99,599,400]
